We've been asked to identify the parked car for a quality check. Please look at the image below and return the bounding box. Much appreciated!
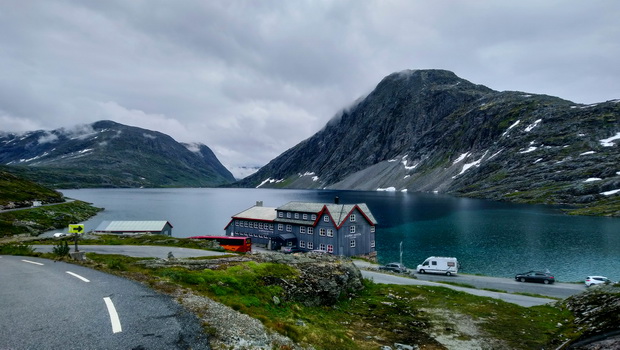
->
[379,262,408,273]
[515,271,555,284]
[281,246,308,254]
[52,232,70,238]
[585,276,611,287]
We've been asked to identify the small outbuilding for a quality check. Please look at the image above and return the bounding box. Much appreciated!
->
[94,220,173,236]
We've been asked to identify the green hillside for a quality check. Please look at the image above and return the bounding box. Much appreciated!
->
[0,169,63,207]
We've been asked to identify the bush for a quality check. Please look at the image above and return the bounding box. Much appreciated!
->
[52,240,70,257]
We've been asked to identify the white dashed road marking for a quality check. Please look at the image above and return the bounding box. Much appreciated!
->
[103,297,122,333]
[66,271,90,282]
[21,259,44,266]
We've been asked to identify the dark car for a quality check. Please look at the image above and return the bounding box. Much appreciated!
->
[281,246,308,254]
[379,262,408,273]
[515,271,555,284]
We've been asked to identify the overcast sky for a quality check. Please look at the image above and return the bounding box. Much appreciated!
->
[1,1,619,177]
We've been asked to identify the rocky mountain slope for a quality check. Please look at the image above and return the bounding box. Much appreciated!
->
[236,70,620,215]
[0,120,235,188]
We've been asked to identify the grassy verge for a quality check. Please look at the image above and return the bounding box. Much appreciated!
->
[70,253,575,349]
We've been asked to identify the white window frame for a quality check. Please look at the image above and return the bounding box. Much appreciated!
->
[303,214,308,220]
[299,241,305,248]
[307,242,314,250]
[300,226,306,234]
[308,227,314,235]
[294,213,299,219]
[287,212,291,218]
[349,226,356,233]
[350,214,356,222]
[278,212,283,218]
[278,224,283,231]
[319,228,326,236]
[371,240,375,248]
[319,243,326,251]
[311,214,317,220]
[286,224,292,232]
[327,229,333,237]
[370,226,375,233]
[350,240,356,248]
[327,244,333,253]
[323,215,330,222]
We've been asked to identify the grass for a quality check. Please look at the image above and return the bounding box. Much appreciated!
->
[0,201,102,237]
[73,253,575,350]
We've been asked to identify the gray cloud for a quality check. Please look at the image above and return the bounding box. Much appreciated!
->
[1,1,619,177]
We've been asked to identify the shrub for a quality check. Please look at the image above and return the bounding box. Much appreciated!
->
[52,240,70,257]
[0,243,36,256]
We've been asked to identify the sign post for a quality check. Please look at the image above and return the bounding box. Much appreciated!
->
[68,224,84,252]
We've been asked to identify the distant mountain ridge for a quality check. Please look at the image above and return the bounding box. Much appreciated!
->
[236,69,620,215]
[0,120,235,188]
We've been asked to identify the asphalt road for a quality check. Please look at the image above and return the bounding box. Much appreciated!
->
[0,255,208,350]
[32,244,231,259]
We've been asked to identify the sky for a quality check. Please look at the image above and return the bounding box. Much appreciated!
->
[1,1,619,178]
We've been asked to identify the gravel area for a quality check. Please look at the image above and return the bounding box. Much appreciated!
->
[180,291,314,350]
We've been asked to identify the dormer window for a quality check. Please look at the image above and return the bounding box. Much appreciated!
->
[350,214,356,222]
[323,215,329,222]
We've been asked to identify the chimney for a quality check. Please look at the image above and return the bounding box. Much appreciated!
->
[256,201,263,207]
[334,196,339,204]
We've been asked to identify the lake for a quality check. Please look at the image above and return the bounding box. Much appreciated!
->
[57,188,620,282]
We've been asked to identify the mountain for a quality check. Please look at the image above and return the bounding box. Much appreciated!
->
[0,120,235,188]
[235,69,620,215]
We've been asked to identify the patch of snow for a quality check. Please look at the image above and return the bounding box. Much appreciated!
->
[580,151,596,156]
[453,152,470,164]
[388,158,398,162]
[78,148,93,154]
[487,149,503,160]
[143,133,156,140]
[520,146,537,154]
[584,178,602,182]
[524,119,542,132]
[402,159,419,170]
[301,172,315,176]
[376,187,396,192]
[501,120,520,137]
[521,94,532,98]
[256,178,283,188]
[404,175,410,179]
[600,132,620,147]
[401,189,408,192]
[601,189,620,196]
[578,133,586,137]
[533,158,543,164]
[617,171,620,176]
[580,103,600,109]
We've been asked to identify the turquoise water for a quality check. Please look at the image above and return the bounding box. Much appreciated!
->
[59,188,620,282]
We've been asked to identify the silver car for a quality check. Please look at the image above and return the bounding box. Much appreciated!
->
[585,276,611,287]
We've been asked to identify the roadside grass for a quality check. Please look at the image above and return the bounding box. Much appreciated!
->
[28,234,226,251]
[77,253,575,350]
[0,243,37,256]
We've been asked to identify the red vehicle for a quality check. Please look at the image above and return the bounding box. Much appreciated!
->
[189,235,252,253]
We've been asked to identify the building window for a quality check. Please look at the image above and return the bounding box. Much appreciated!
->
[294,213,299,219]
[308,227,314,235]
[303,214,308,220]
[350,240,356,248]
[311,214,317,220]
[327,229,333,237]
[254,222,258,228]
[278,212,283,218]
[259,223,263,229]
[244,221,248,227]
[287,241,293,247]
[308,242,314,250]
[327,244,334,253]
[269,224,274,230]
[319,243,326,251]
[286,225,292,232]
[287,212,291,218]
[300,226,306,234]
[300,241,305,248]
[235,220,239,226]
[350,214,356,222]
[370,226,375,233]
[371,240,375,248]
[323,215,329,222]
[278,224,283,231]
[350,226,356,233]
[319,228,326,236]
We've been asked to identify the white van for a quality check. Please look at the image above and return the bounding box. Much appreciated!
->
[416,256,459,276]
